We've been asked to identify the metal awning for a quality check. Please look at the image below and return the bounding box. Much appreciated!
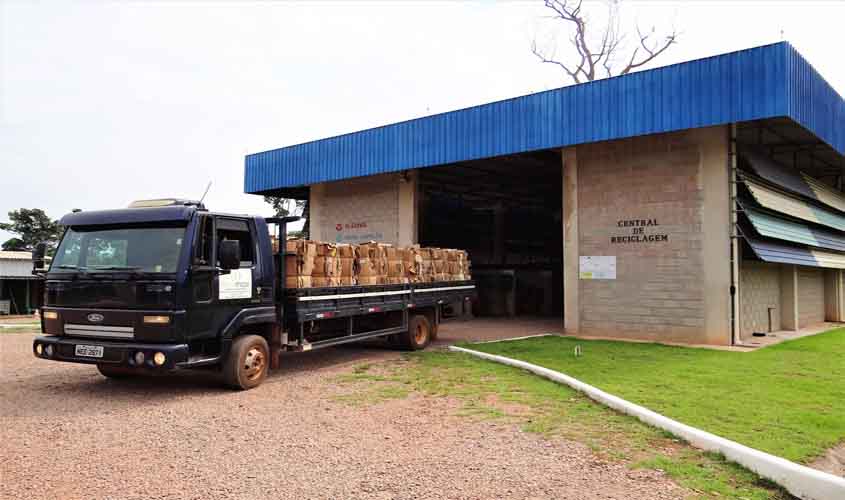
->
[742,177,845,232]
[744,234,845,269]
[741,204,845,252]
[741,148,845,212]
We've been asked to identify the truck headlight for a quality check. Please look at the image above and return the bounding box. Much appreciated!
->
[153,352,166,366]
[45,345,54,358]
[143,315,170,325]
[43,311,58,320]
[35,344,43,355]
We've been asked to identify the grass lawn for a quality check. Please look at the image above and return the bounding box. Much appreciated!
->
[468,329,845,464]
[0,326,39,334]
[336,353,791,499]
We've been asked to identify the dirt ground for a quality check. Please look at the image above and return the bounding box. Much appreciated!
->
[812,442,845,477]
[0,318,688,500]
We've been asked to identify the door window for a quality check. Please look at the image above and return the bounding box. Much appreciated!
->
[216,218,254,268]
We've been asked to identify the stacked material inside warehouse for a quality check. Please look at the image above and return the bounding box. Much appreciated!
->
[282,240,470,288]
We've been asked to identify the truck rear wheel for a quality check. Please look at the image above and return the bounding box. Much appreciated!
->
[223,335,269,390]
[397,315,432,351]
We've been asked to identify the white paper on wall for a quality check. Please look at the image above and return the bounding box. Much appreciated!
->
[579,256,616,280]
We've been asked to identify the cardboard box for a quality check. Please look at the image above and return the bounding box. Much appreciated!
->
[337,244,355,258]
[387,260,404,277]
[285,276,312,288]
[315,242,337,257]
[339,258,354,277]
[357,258,377,277]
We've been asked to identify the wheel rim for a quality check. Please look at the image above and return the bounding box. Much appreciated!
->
[243,347,266,381]
[413,322,428,344]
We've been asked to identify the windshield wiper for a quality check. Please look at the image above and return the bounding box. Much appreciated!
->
[57,264,87,271]
[90,265,143,271]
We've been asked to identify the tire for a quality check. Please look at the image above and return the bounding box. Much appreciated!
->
[97,364,142,379]
[397,315,432,351]
[223,335,269,390]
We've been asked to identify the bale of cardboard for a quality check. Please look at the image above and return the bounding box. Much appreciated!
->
[282,239,470,288]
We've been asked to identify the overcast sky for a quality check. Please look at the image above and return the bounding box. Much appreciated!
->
[2,1,844,243]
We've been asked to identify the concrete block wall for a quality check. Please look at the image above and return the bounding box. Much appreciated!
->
[564,126,732,345]
[309,172,417,245]
[798,267,825,328]
[739,261,781,338]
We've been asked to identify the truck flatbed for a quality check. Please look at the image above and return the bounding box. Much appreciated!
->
[283,280,475,350]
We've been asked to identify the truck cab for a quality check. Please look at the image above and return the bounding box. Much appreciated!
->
[33,200,277,385]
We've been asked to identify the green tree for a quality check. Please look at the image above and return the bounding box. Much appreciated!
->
[263,196,306,218]
[0,208,62,253]
[264,196,309,238]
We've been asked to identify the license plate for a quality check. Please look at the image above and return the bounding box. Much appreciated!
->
[75,344,104,358]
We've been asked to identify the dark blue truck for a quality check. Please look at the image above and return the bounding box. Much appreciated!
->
[31,199,475,389]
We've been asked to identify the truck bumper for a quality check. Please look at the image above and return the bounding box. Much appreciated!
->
[33,335,189,370]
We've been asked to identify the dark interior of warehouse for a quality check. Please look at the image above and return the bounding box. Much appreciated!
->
[417,149,563,318]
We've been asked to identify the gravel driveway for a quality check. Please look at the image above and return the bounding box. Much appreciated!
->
[1,331,686,500]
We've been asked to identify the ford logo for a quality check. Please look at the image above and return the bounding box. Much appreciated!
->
[87,313,104,323]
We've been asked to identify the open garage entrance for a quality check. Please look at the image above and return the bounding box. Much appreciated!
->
[417,150,563,320]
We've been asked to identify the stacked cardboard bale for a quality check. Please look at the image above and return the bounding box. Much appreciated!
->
[283,239,470,288]
[311,242,342,287]
[336,244,355,286]
[284,240,316,288]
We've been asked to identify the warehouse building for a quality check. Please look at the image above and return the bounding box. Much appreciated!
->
[244,42,845,346]
[0,251,41,315]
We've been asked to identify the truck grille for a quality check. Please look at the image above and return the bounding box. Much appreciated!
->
[64,324,135,339]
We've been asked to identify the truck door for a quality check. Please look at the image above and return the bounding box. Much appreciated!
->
[213,217,258,326]
[188,214,217,339]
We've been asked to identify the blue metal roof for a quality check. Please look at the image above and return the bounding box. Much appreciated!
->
[245,42,845,194]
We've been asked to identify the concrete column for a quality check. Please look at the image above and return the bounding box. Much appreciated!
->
[308,183,325,241]
[397,171,418,246]
[780,265,799,330]
[562,147,579,334]
[699,126,733,345]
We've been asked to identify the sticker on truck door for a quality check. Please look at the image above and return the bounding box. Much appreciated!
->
[219,268,253,300]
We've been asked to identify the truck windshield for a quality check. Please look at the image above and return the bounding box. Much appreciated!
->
[51,226,186,273]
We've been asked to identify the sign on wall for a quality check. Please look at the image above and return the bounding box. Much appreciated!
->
[328,220,389,244]
[611,218,668,244]
[579,256,616,280]
[219,268,253,300]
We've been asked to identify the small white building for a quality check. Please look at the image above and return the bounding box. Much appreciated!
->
[0,251,41,314]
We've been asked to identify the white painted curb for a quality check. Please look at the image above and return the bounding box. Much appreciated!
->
[449,345,845,500]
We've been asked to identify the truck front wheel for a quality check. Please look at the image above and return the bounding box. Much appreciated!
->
[223,335,269,390]
[397,315,432,351]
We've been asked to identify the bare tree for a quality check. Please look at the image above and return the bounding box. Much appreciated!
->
[531,0,678,84]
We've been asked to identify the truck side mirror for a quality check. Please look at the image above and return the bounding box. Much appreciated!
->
[218,240,241,270]
[32,242,47,272]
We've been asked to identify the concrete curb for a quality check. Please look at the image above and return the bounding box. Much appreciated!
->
[468,333,553,344]
[449,345,845,500]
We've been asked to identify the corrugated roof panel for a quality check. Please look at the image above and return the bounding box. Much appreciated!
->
[742,204,845,252]
[803,174,845,214]
[786,44,845,161]
[744,234,818,266]
[744,235,845,269]
[743,178,845,232]
[741,148,845,212]
[245,42,845,193]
